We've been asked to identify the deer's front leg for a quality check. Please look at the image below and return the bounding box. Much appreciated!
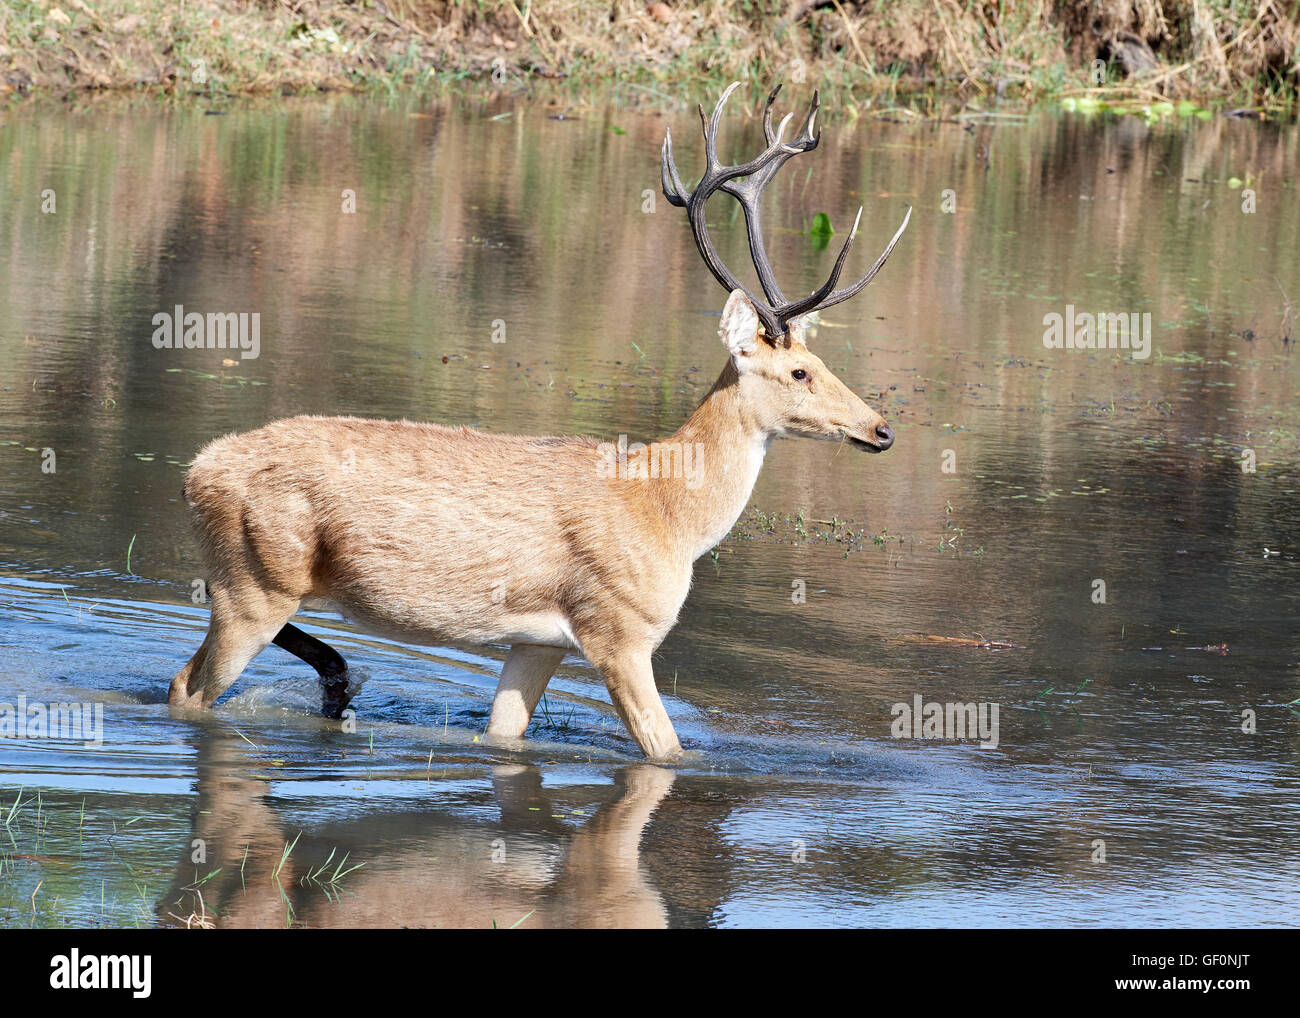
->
[588,648,682,761]
[487,644,567,740]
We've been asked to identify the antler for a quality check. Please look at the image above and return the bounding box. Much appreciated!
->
[661,82,912,343]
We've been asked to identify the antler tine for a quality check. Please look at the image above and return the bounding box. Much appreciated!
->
[780,208,864,320]
[763,85,820,151]
[789,206,914,319]
[660,130,689,208]
[701,81,743,171]
[761,84,783,144]
[801,89,822,147]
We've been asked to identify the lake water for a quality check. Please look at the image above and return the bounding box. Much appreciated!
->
[1,94,1298,927]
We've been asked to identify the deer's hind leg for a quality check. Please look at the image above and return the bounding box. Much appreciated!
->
[169,583,300,710]
[272,622,354,718]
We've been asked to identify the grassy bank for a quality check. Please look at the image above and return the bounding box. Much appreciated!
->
[0,1,1297,112]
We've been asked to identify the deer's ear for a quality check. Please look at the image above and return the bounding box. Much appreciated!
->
[718,289,759,360]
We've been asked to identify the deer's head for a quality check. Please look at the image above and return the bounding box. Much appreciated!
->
[662,82,910,454]
[715,289,894,451]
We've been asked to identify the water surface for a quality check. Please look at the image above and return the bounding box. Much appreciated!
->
[1,96,1298,927]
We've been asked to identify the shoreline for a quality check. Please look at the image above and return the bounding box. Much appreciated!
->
[1,1,1296,117]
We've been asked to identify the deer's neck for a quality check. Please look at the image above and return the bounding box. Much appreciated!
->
[657,360,770,562]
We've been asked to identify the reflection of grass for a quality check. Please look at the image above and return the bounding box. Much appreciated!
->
[0,791,155,928]
[3,787,23,828]
[1060,97,1215,122]
[0,793,365,929]
[300,847,364,903]
[493,908,535,929]
[268,832,366,927]
[168,867,221,929]
[272,835,298,928]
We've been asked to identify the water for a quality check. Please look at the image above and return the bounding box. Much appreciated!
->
[1,96,1298,928]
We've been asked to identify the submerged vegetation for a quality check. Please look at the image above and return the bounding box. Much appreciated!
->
[728,502,988,559]
[0,1,1296,111]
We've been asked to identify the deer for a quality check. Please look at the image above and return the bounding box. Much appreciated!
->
[167,82,910,761]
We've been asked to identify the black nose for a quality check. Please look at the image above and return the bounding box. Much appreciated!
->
[874,423,894,450]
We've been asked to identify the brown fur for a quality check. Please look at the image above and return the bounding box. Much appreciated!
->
[168,292,891,759]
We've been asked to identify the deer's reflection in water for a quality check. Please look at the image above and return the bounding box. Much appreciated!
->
[159,731,680,929]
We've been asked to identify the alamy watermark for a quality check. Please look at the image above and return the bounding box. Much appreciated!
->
[0,695,104,749]
[151,305,260,360]
[891,694,999,749]
[597,434,705,490]
[1043,304,1151,360]
[50,950,150,998]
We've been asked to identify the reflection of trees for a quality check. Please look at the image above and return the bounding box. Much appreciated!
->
[5,105,1294,442]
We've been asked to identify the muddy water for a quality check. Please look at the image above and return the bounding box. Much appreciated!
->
[1,96,1298,928]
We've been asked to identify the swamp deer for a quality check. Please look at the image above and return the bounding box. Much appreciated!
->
[168,83,910,760]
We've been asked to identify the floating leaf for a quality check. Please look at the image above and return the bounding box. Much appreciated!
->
[808,212,833,251]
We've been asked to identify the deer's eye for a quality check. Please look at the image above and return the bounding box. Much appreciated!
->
[791,369,808,381]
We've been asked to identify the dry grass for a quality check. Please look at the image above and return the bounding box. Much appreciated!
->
[0,0,1296,108]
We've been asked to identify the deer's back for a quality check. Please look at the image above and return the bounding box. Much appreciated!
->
[182,415,685,648]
